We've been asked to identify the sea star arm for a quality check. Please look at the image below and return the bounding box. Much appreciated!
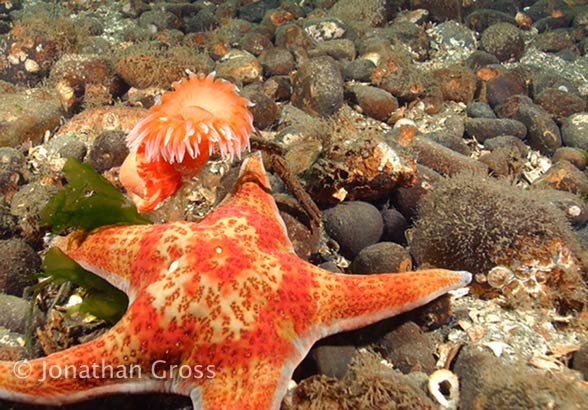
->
[307,264,471,337]
[51,224,159,301]
[201,151,295,254]
[0,317,167,405]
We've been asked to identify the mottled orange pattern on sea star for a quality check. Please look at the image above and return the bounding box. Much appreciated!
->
[0,152,471,409]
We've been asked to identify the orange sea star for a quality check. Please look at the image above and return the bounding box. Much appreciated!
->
[0,152,471,409]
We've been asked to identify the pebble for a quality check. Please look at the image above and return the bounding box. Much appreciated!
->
[311,341,357,379]
[571,342,588,380]
[240,31,273,57]
[465,101,496,119]
[465,9,516,33]
[314,39,356,61]
[345,84,398,122]
[539,189,588,227]
[0,294,41,334]
[423,130,470,156]
[533,160,588,195]
[464,118,527,142]
[381,207,409,245]
[496,95,562,155]
[411,136,488,177]
[561,112,588,151]
[274,22,314,51]
[485,68,529,108]
[431,65,476,104]
[291,56,344,117]
[323,201,383,259]
[10,182,58,229]
[393,164,441,221]
[380,321,436,374]
[478,145,524,178]
[216,50,262,84]
[481,23,525,62]
[0,204,18,239]
[535,88,586,120]
[552,147,587,170]
[0,238,39,297]
[88,131,129,173]
[0,90,64,147]
[262,75,292,101]
[242,83,278,130]
[58,140,88,162]
[466,50,500,72]
[343,58,376,82]
[483,135,529,156]
[351,242,412,274]
[455,346,585,409]
[0,148,26,195]
[258,47,295,76]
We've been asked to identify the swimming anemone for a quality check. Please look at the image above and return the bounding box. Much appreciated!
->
[119,72,254,212]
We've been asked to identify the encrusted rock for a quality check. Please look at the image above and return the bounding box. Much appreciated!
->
[561,112,588,151]
[481,22,524,62]
[291,56,344,117]
[533,160,588,195]
[306,136,416,205]
[0,89,64,147]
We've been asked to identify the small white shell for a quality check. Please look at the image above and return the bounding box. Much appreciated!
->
[428,369,459,409]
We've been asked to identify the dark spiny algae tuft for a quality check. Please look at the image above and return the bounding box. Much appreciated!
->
[410,173,587,312]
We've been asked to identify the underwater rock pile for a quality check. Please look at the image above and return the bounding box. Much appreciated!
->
[0,0,587,409]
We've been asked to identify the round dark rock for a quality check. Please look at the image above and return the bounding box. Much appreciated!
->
[58,140,87,162]
[466,101,496,119]
[464,118,527,142]
[561,112,588,151]
[381,208,409,244]
[380,321,436,374]
[311,342,357,379]
[323,201,383,259]
[432,65,477,104]
[345,85,398,122]
[534,28,577,53]
[552,147,587,170]
[0,147,25,195]
[481,23,524,62]
[242,83,278,130]
[535,88,586,120]
[351,242,412,274]
[0,238,39,296]
[343,58,375,82]
[259,47,294,76]
[291,56,344,117]
[318,261,342,273]
[88,130,129,173]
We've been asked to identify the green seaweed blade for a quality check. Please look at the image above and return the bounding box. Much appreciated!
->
[39,158,150,234]
[41,247,128,324]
